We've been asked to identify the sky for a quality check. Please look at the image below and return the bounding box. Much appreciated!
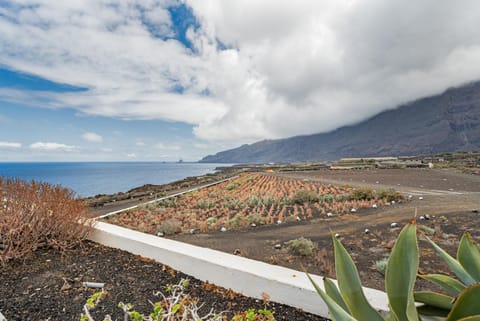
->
[1,1,480,161]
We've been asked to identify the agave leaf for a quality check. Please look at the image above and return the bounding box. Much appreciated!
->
[385,222,419,321]
[446,283,480,321]
[457,316,480,321]
[458,232,480,282]
[324,277,350,313]
[413,291,453,310]
[416,305,450,318]
[419,274,466,296]
[333,235,385,321]
[425,235,476,286]
[307,273,358,321]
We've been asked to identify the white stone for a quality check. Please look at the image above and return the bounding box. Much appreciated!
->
[220,227,227,232]
[364,229,370,234]
[327,212,334,217]
[390,222,399,228]
[89,221,389,318]
[335,233,341,238]
[350,208,357,213]
[372,204,378,209]
[419,196,424,200]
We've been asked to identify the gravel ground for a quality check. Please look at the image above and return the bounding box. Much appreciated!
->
[0,242,328,321]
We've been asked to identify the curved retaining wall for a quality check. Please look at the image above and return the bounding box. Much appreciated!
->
[89,221,389,318]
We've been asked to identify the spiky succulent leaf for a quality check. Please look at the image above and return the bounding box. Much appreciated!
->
[385,222,419,321]
[307,273,358,321]
[416,305,450,318]
[457,316,480,321]
[446,283,480,321]
[419,274,466,296]
[324,277,350,313]
[458,232,480,282]
[425,235,476,286]
[333,235,384,321]
[413,291,453,310]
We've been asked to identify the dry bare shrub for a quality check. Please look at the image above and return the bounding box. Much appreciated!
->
[0,178,93,265]
[315,248,335,278]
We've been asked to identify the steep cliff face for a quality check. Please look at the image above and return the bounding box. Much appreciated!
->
[201,82,480,163]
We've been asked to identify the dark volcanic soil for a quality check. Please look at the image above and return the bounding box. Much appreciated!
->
[171,168,480,291]
[0,242,327,321]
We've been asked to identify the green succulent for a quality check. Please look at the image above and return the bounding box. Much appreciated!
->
[415,232,480,320]
[308,222,480,321]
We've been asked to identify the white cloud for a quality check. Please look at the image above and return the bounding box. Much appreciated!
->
[82,132,103,143]
[135,141,146,147]
[155,142,181,150]
[30,142,77,152]
[126,153,137,158]
[1,0,480,147]
[0,141,21,148]
[193,142,209,149]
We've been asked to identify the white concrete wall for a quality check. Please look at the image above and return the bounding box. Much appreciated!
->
[89,221,389,318]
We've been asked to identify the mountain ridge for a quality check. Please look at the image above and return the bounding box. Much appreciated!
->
[200,81,480,163]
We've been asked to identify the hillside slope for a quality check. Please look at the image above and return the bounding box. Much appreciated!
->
[201,82,480,163]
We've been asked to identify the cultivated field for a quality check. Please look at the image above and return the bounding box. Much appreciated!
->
[103,173,396,234]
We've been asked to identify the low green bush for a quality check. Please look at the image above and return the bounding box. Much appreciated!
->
[286,237,316,256]
[378,189,405,202]
[350,188,375,200]
[157,219,182,235]
[225,182,241,190]
[291,190,320,204]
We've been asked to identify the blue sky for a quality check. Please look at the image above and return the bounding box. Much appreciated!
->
[0,2,224,161]
[1,1,480,161]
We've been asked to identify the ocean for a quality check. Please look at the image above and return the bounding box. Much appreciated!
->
[0,162,227,197]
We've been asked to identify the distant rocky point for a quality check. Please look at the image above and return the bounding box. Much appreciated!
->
[201,81,480,164]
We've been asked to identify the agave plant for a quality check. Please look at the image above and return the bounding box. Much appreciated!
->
[308,221,480,321]
[415,232,480,319]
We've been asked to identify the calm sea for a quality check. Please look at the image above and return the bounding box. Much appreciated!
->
[0,162,228,197]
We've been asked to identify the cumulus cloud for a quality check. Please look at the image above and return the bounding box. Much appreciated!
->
[1,0,480,146]
[30,142,77,152]
[0,141,21,148]
[82,132,103,143]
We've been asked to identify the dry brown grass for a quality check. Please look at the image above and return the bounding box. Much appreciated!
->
[0,178,93,265]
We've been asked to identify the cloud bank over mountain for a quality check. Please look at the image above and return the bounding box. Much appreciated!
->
[1,0,480,147]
